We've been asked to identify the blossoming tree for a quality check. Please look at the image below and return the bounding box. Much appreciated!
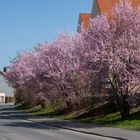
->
[78,0,140,119]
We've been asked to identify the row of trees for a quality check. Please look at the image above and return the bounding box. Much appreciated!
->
[4,1,140,120]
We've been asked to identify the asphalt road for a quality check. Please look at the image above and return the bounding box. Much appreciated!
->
[0,104,115,140]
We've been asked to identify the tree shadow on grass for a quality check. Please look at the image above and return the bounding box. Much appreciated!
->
[74,102,117,120]
[127,111,140,120]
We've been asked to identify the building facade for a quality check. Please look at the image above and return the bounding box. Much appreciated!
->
[0,93,5,103]
[0,73,14,103]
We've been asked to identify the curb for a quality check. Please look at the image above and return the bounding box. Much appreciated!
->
[12,108,128,140]
[26,118,127,140]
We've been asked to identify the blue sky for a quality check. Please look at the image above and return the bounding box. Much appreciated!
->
[0,0,93,70]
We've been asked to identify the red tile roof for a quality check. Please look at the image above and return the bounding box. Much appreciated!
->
[78,0,140,31]
[97,0,140,16]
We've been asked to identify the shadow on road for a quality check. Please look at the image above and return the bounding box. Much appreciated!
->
[0,104,101,131]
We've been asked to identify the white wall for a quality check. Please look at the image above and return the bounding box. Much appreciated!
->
[0,92,5,103]
[0,75,14,97]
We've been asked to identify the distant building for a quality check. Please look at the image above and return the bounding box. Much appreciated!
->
[78,0,140,31]
[0,93,5,103]
[0,73,14,103]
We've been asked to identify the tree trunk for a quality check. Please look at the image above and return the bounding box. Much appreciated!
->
[118,96,130,120]
[40,100,46,109]
[65,100,73,111]
[119,101,130,120]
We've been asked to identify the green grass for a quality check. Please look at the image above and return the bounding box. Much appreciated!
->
[84,113,140,131]
[79,108,140,131]
[16,103,140,131]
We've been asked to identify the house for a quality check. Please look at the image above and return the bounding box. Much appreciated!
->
[0,73,14,103]
[78,0,140,31]
[0,93,5,103]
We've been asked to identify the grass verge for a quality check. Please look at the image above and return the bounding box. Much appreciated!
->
[15,103,140,131]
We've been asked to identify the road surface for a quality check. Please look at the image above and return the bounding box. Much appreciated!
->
[0,104,115,140]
